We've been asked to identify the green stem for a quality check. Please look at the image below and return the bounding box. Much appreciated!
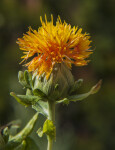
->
[47,136,53,150]
[47,101,55,150]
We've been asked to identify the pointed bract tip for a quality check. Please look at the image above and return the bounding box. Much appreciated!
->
[91,80,102,94]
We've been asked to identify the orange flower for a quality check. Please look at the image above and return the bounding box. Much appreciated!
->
[17,15,92,79]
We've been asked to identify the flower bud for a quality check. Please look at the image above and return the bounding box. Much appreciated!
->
[33,62,74,101]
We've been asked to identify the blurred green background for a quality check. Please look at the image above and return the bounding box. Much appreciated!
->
[0,0,115,149]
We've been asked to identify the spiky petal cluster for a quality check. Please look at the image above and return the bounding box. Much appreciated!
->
[17,15,92,79]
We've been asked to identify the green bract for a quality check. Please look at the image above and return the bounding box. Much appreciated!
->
[10,62,101,117]
[33,63,74,101]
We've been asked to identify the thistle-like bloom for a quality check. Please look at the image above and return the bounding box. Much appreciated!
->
[17,15,92,79]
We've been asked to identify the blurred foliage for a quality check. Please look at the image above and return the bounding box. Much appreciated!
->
[0,0,115,150]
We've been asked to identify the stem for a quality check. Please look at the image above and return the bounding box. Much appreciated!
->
[47,136,53,150]
[47,101,55,150]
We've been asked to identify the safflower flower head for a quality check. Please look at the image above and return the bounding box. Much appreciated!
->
[9,16,101,150]
[17,15,92,79]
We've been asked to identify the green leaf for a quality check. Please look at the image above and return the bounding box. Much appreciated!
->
[56,98,69,104]
[60,62,74,87]
[26,88,32,96]
[57,80,102,103]
[2,127,9,143]
[24,71,33,88]
[8,112,38,146]
[33,89,47,99]
[18,71,27,88]
[69,79,83,94]
[1,120,21,144]
[90,80,102,94]
[8,123,21,136]
[8,137,39,150]
[69,80,102,101]
[18,71,33,89]
[4,114,38,150]
[10,92,40,106]
[32,101,48,117]
[42,74,54,96]
[43,119,56,139]
[36,127,44,138]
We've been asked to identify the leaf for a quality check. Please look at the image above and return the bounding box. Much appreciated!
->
[69,79,83,94]
[24,71,33,88]
[32,101,48,117]
[42,74,54,96]
[68,80,102,102]
[10,92,40,106]
[43,119,56,139]
[2,127,9,143]
[9,123,21,136]
[33,89,47,99]
[4,114,38,150]
[1,120,21,144]
[60,62,74,87]
[56,98,69,104]
[18,71,33,89]
[36,127,44,138]
[18,71,27,88]
[26,88,32,96]
[90,80,102,94]
[8,112,38,146]
[57,80,102,103]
